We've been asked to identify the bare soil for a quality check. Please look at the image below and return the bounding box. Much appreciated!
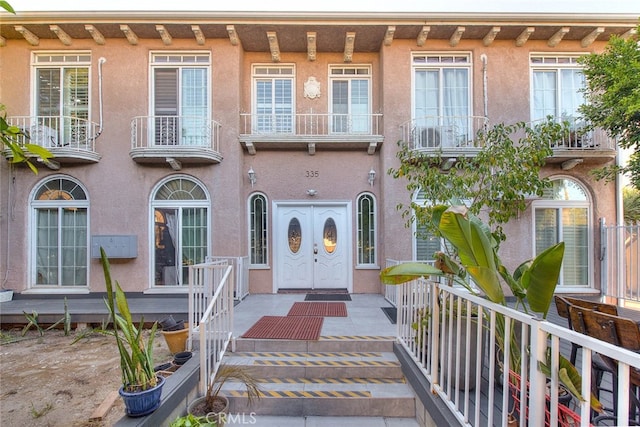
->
[0,327,173,427]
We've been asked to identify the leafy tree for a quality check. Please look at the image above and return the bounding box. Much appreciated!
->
[578,26,640,190]
[624,186,640,224]
[390,118,566,244]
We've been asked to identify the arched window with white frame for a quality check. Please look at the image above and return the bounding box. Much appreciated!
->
[533,177,591,288]
[151,175,210,287]
[248,192,268,266]
[30,175,89,287]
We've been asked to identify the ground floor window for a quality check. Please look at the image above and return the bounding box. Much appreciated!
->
[533,177,591,287]
[248,193,268,265]
[152,176,209,286]
[31,176,89,287]
[357,193,376,265]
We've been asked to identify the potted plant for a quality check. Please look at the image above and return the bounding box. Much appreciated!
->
[188,364,262,426]
[100,247,165,417]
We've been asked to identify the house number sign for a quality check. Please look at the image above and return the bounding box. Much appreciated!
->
[305,170,319,178]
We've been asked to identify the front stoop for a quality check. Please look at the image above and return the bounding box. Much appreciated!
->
[224,336,416,418]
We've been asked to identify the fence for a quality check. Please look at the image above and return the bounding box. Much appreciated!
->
[601,219,640,305]
[188,262,235,395]
[206,256,250,301]
[396,278,640,426]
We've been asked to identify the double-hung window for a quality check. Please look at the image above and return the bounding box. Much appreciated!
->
[32,52,91,146]
[330,66,371,133]
[253,65,294,133]
[151,52,210,146]
[530,55,585,123]
[412,53,471,148]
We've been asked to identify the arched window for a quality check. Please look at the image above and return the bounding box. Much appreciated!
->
[533,177,591,288]
[357,193,376,265]
[30,175,89,287]
[248,193,268,265]
[151,176,209,287]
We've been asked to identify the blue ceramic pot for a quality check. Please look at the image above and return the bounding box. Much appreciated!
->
[119,375,165,417]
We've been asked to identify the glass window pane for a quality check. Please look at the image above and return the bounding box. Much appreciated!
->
[288,218,302,254]
[532,70,557,121]
[250,195,268,265]
[323,218,337,254]
[357,194,376,264]
[561,208,589,286]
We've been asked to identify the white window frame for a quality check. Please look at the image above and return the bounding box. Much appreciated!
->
[252,64,295,134]
[329,65,372,134]
[248,192,269,268]
[532,176,593,289]
[356,192,377,267]
[28,174,90,291]
[529,53,585,122]
[149,51,211,146]
[411,52,473,147]
[149,175,211,290]
[31,51,92,146]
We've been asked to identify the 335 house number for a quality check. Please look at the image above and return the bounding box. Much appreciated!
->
[305,170,319,178]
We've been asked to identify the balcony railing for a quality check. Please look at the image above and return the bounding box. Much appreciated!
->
[395,277,640,426]
[131,115,221,150]
[400,116,489,152]
[7,116,100,162]
[530,116,616,151]
[239,113,384,154]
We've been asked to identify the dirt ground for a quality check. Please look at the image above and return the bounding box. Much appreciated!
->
[0,327,173,427]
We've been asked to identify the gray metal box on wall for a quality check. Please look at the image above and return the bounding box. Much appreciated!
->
[91,235,138,258]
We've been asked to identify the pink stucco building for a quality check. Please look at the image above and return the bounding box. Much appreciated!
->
[0,7,636,297]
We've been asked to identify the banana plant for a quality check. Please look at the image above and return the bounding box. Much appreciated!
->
[380,205,601,412]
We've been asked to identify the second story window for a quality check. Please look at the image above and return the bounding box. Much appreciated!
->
[151,52,210,145]
[32,52,91,146]
[412,53,472,147]
[530,54,585,123]
[253,65,294,133]
[330,66,371,133]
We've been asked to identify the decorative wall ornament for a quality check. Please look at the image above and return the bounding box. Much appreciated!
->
[304,77,321,99]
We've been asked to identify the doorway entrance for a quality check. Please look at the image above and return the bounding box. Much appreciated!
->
[274,202,352,291]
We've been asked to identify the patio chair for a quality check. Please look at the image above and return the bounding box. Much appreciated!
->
[555,296,615,399]
[569,305,640,423]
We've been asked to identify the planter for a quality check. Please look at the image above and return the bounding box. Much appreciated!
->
[119,375,165,417]
[173,351,193,365]
[188,395,229,426]
[159,315,178,331]
[161,323,189,354]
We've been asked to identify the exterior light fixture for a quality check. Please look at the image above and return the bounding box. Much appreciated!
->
[248,167,256,187]
[368,168,376,186]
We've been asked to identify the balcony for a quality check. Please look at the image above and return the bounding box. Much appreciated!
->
[537,117,617,169]
[130,116,222,170]
[239,113,384,155]
[5,116,101,168]
[400,116,489,158]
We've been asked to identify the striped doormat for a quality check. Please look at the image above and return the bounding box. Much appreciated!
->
[241,316,324,340]
[287,302,347,317]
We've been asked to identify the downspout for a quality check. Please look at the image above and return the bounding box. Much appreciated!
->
[480,54,488,121]
[96,57,106,138]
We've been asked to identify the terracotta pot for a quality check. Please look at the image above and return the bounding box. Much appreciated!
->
[160,323,189,354]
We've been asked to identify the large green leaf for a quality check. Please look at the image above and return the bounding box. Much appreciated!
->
[380,262,444,284]
[438,207,496,272]
[523,242,564,317]
[466,265,505,304]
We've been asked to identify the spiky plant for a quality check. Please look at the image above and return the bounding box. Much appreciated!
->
[205,364,262,409]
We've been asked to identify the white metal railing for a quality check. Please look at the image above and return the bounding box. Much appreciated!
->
[396,278,640,426]
[384,259,435,307]
[530,117,616,151]
[188,263,235,395]
[131,115,221,151]
[601,219,640,305]
[239,113,383,137]
[205,256,249,301]
[8,115,100,152]
[399,116,488,151]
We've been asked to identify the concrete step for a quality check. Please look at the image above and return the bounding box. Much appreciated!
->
[222,339,416,418]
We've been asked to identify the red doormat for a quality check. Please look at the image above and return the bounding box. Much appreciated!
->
[287,302,347,317]
[241,316,324,340]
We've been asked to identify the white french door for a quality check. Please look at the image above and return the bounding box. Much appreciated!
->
[274,202,351,291]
